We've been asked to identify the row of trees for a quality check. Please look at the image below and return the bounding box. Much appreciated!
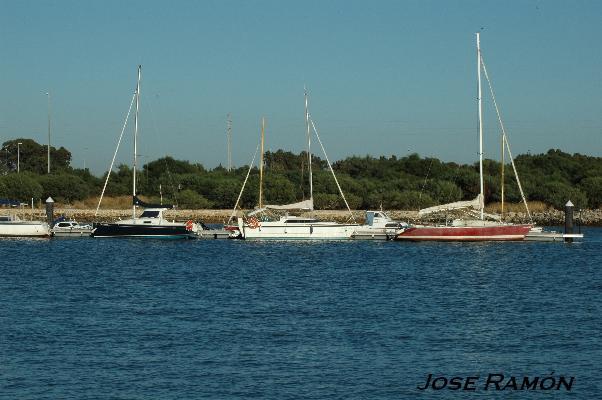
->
[1,139,600,210]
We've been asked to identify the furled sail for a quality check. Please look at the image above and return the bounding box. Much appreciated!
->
[418,194,483,216]
[264,198,314,211]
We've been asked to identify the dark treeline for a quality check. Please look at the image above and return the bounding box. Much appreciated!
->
[1,139,600,210]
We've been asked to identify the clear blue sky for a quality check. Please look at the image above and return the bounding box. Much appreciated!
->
[1,0,601,174]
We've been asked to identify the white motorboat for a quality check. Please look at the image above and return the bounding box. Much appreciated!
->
[0,214,50,237]
[51,219,93,237]
[351,211,408,240]
[196,222,232,240]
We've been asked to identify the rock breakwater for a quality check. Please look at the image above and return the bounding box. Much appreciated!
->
[13,207,602,226]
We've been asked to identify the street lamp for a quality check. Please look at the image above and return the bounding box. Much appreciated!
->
[17,142,22,173]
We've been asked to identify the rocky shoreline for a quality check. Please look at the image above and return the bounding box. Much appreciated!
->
[13,207,602,226]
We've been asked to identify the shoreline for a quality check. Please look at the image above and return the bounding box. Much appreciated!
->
[11,208,602,226]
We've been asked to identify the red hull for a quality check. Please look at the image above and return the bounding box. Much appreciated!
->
[395,224,532,241]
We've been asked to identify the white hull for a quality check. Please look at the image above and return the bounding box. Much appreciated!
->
[351,228,400,240]
[52,229,93,237]
[239,219,357,240]
[0,221,50,237]
[197,229,231,240]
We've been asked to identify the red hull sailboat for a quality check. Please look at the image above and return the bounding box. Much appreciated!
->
[396,33,533,242]
[397,224,532,241]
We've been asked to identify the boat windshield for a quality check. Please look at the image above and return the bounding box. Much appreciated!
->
[140,210,160,218]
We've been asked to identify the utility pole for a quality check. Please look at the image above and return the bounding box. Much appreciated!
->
[17,142,22,173]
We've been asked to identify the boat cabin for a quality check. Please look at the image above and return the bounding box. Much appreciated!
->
[365,211,390,227]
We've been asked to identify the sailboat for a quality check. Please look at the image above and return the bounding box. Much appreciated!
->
[233,90,358,240]
[396,33,532,241]
[92,66,198,239]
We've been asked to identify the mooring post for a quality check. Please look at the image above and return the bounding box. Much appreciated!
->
[45,197,54,227]
[564,200,574,243]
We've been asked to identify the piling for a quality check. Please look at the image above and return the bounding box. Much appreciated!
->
[45,197,54,226]
[564,200,574,243]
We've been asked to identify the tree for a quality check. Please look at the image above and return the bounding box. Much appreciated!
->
[38,174,90,202]
[177,189,212,209]
[0,173,43,201]
[1,138,72,174]
[579,177,602,208]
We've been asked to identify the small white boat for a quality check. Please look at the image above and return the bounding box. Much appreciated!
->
[524,226,584,242]
[351,211,408,240]
[196,222,232,240]
[51,219,93,237]
[0,214,50,237]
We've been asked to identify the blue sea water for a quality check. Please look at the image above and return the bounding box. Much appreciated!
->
[1,228,600,399]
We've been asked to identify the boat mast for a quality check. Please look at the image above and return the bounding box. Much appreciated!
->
[259,117,265,209]
[46,91,51,174]
[476,32,484,220]
[305,87,313,205]
[133,65,141,219]
[226,113,232,172]
[501,133,505,220]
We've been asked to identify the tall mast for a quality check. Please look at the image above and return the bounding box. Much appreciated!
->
[476,32,484,220]
[226,113,232,172]
[133,65,141,219]
[47,91,51,174]
[501,134,505,220]
[258,117,265,209]
[304,87,313,204]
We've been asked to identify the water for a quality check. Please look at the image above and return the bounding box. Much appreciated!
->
[1,228,600,399]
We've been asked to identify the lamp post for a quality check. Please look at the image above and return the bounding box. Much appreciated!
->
[17,142,22,173]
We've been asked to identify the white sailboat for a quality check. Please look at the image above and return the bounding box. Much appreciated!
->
[235,90,358,240]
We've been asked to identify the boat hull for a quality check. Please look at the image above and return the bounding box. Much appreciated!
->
[0,221,50,237]
[395,224,532,241]
[91,223,196,239]
[351,229,401,240]
[241,223,357,240]
[197,229,232,240]
[52,228,94,237]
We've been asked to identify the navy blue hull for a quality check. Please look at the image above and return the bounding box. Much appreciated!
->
[91,223,195,239]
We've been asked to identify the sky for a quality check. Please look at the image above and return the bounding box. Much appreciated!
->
[0,0,601,174]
